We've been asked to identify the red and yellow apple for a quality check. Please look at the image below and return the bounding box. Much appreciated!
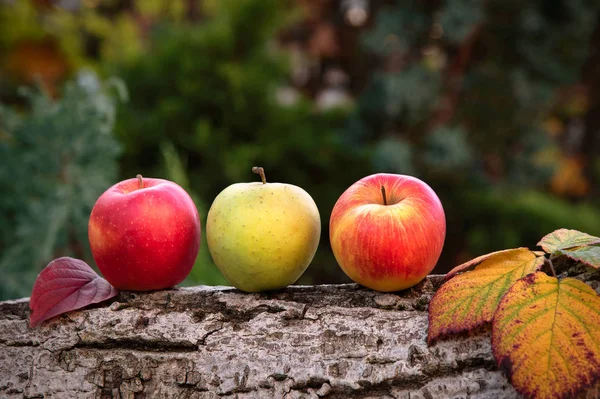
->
[88,175,201,291]
[330,173,445,292]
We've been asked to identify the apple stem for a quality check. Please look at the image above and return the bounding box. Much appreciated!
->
[381,186,388,205]
[136,174,143,189]
[252,166,267,184]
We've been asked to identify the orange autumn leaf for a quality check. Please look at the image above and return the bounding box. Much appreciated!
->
[537,228,600,254]
[492,272,600,399]
[542,117,564,137]
[6,39,69,98]
[428,248,544,344]
[550,156,589,197]
[445,247,530,281]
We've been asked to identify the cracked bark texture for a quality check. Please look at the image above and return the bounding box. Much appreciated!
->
[1,276,522,399]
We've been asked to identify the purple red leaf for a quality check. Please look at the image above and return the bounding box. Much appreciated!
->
[29,257,119,327]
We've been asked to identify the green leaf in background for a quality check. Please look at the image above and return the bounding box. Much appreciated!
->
[561,246,600,269]
[537,228,600,253]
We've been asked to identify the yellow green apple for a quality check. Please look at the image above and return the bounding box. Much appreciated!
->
[206,167,321,292]
[330,173,446,292]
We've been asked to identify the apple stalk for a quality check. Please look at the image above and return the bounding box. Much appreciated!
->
[252,166,267,184]
[381,186,387,206]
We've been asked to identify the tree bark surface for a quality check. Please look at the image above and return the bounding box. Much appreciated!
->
[0,276,521,398]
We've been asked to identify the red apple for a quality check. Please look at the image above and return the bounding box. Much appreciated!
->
[330,173,446,292]
[88,175,201,291]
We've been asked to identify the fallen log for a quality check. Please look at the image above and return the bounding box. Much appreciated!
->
[0,275,528,398]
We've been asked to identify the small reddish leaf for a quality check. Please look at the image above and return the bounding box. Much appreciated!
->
[428,248,544,344]
[492,272,600,399]
[561,246,600,268]
[445,247,530,281]
[537,228,600,254]
[29,257,118,327]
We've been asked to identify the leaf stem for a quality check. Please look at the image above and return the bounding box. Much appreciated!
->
[546,257,557,278]
[381,186,387,205]
[136,174,143,189]
[252,166,267,184]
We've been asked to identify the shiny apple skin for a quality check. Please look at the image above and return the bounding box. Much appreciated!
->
[88,177,201,291]
[330,173,446,292]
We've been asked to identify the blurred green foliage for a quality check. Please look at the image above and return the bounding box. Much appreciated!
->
[0,0,144,70]
[351,0,600,270]
[0,72,122,300]
[463,190,600,254]
[112,0,366,286]
[1,0,600,299]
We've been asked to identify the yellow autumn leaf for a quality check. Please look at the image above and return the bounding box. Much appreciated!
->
[492,272,600,399]
[428,248,544,344]
[445,247,530,281]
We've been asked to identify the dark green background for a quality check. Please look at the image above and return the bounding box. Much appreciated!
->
[1,0,599,300]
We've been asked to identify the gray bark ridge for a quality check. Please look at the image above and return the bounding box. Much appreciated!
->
[1,276,520,399]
